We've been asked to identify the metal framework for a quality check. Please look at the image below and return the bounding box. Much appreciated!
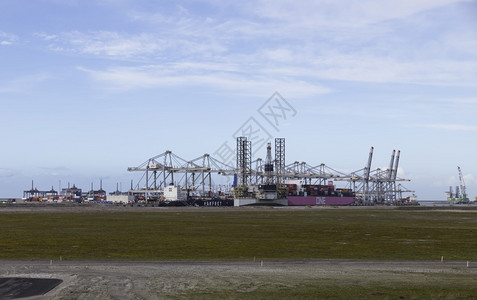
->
[127,151,235,201]
[343,148,411,204]
[236,137,252,186]
[252,158,263,184]
[127,138,414,205]
[274,138,285,184]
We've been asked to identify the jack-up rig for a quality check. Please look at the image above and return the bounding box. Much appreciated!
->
[126,137,416,206]
[445,166,471,204]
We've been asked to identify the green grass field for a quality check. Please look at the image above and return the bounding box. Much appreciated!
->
[0,207,476,261]
[2,206,477,299]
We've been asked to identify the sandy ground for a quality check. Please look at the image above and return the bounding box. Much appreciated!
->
[1,260,476,299]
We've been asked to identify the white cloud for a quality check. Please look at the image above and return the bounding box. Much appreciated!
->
[34,32,58,41]
[46,30,227,61]
[78,64,330,97]
[260,52,477,86]
[35,0,477,90]
[439,173,476,192]
[463,173,476,186]
[396,167,409,179]
[0,31,18,46]
[64,31,165,58]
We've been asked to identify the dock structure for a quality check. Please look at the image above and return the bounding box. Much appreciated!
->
[23,181,58,201]
[127,151,235,202]
[127,138,415,205]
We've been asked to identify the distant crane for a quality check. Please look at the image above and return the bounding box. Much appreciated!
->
[458,166,467,200]
[447,166,470,204]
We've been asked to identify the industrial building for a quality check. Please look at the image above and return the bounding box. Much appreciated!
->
[22,181,106,203]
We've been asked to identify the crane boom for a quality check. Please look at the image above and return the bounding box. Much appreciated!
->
[457,166,466,197]
[392,150,400,180]
[365,147,374,182]
[388,150,395,180]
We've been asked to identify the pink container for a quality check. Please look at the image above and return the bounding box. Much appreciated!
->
[288,196,355,206]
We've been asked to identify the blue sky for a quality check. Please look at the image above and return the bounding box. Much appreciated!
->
[1,0,476,200]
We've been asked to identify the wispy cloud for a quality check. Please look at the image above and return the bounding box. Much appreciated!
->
[0,32,18,46]
[423,123,477,132]
[443,97,477,105]
[0,168,14,178]
[40,30,227,62]
[38,166,71,171]
[34,32,59,41]
[249,0,466,28]
[34,0,477,90]
[37,166,71,176]
[63,31,166,58]
[0,74,51,93]
[78,64,331,97]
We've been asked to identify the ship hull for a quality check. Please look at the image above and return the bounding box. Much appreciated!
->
[288,196,355,206]
[234,198,288,206]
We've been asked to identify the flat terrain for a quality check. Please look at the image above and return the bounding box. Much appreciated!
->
[1,205,477,298]
[1,260,477,299]
[1,205,477,261]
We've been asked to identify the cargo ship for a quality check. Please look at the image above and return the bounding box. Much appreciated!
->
[232,141,359,206]
[233,181,356,206]
[287,196,356,206]
[285,181,356,206]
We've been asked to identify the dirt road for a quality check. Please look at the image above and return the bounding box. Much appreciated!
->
[1,260,476,299]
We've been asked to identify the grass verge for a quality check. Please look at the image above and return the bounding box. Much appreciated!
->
[0,207,476,261]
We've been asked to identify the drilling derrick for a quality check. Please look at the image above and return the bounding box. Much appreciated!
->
[257,142,279,201]
[264,143,274,184]
[236,137,251,186]
[234,137,252,198]
[274,138,285,184]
